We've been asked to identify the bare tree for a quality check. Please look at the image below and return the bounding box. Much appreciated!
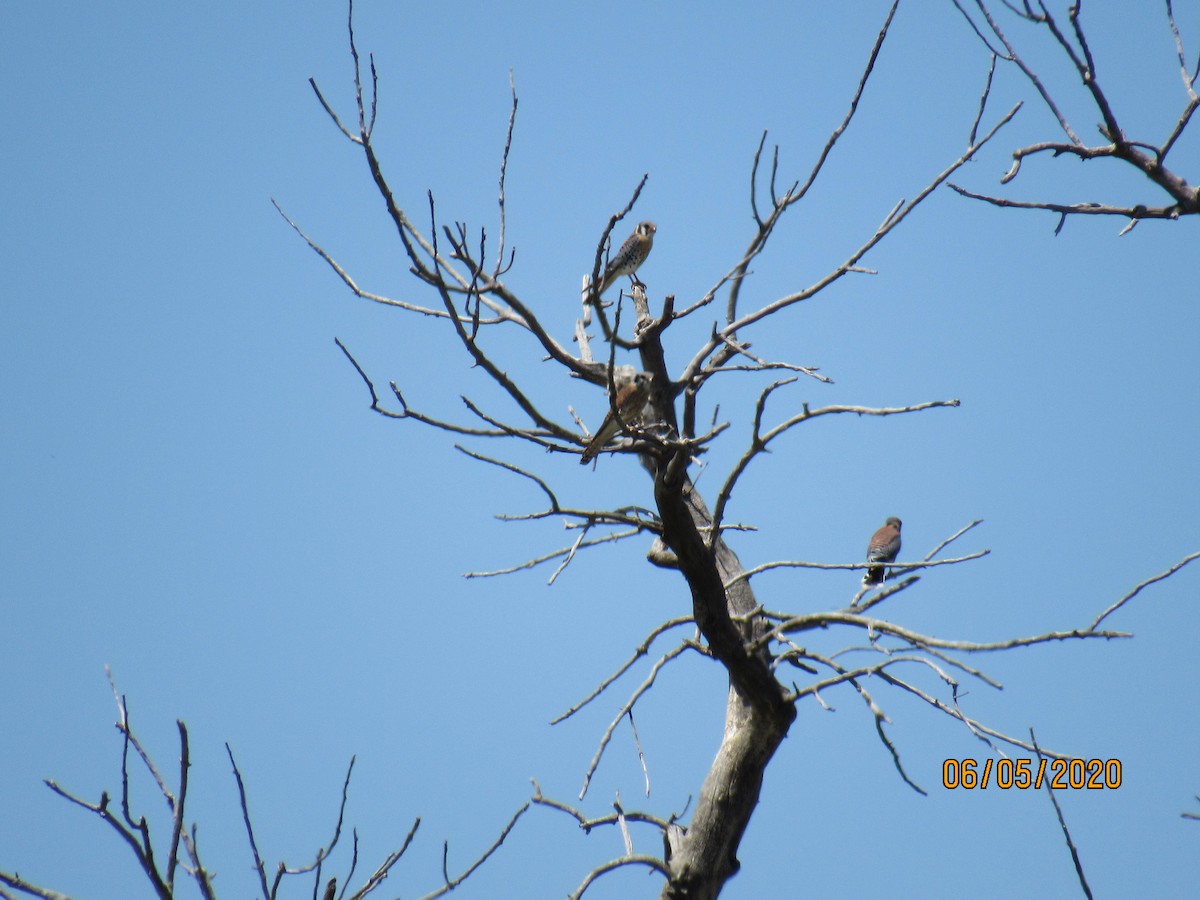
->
[272,3,1195,898]
[7,3,1198,899]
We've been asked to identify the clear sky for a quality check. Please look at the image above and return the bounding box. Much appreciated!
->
[3,1,1198,897]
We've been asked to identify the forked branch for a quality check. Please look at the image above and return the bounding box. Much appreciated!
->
[951,0,1200,231]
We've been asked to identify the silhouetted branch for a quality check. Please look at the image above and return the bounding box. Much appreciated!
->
[14,674,217,900]
[762,610,1129,653]
[1032,729,1094,900]
[710,393,962,544]
[416,803,531,900]
[553,616,697,725]
[0,873,74,900]
[334,338,508,435]
[1182,796,1200,821]
[1090,548,1200,629]
[569,856,671,899]
[578,639,700,802]
[346,817,420,900]
[725,1,901,326]
[273,200,475,320]
[728,550,989,588]
[494,71,518,277]
[227,744,271,899]
[953,1,1200,229]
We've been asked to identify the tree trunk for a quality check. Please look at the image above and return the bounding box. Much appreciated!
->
[655,466,796,898]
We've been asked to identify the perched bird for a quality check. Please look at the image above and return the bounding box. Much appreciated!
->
[593,221,656,299]
[863,517,902,586]
[580,373,652,464]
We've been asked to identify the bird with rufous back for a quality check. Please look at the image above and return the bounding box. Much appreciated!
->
[863,517,902,586]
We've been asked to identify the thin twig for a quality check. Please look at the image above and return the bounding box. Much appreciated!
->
[1032,729,1094,900]
[346,817,420,900]
[579,641,697,801]
[494,71,518,277]
[0,873,74,900]
[727,550,989,589]
[415,804,530,900]
[568,856,670,899]
[553,617,696,724]
[1090,549,1200,629]
[226,744,272,900]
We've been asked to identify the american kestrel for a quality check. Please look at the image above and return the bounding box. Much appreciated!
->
[580,372,652,464]
[863,517,902,586]
[594,221,656,298]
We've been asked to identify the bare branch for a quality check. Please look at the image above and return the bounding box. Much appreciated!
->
[441,227,595,378]
[732,105,1019,331]
[924,519,985,560]
[947,183,1183,228]
[553,617,697,724]
[764,610,1129,655]
[709,332,831,384]
[166,721,188,891]
[347,0,369,140]
[707,377,795,544]
[792,0,901,206]
[955,1,1200,224]
[275,757,356,880]
[1183,794,1200,821]
[786,645,1072,770]
[455,445,562,512]
[334,338,508,435]
[307,75,359,144]
[878,668,1072,759]
[494,71,518,277]
[1032,729,1095,900]
[226,744,272,900]
[458,395,576,450]
[722,1,900,326]
[626,712,652,797]
[346,817,420,900]
[710,393,961,545]
[568,856,670,899]
[273,201,468,320]
[531,782,674,835]
[857,675,927,794]
[41,781,170,900]
[953,0,1081,142]
[1090,549,1200,630]
[680,102,1019,392]
[1041,1,1122,143]
[728,549,989,590]
[415,803,530,900]
[0,872,75,900]
[579,640,698,801]
[969,54,998,145]
[464,526,645,579]
[748,131,767,226]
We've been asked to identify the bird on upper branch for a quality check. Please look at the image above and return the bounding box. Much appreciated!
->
[592,221,656,300]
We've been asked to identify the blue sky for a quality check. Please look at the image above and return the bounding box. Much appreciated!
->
[3,1,1198,897]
